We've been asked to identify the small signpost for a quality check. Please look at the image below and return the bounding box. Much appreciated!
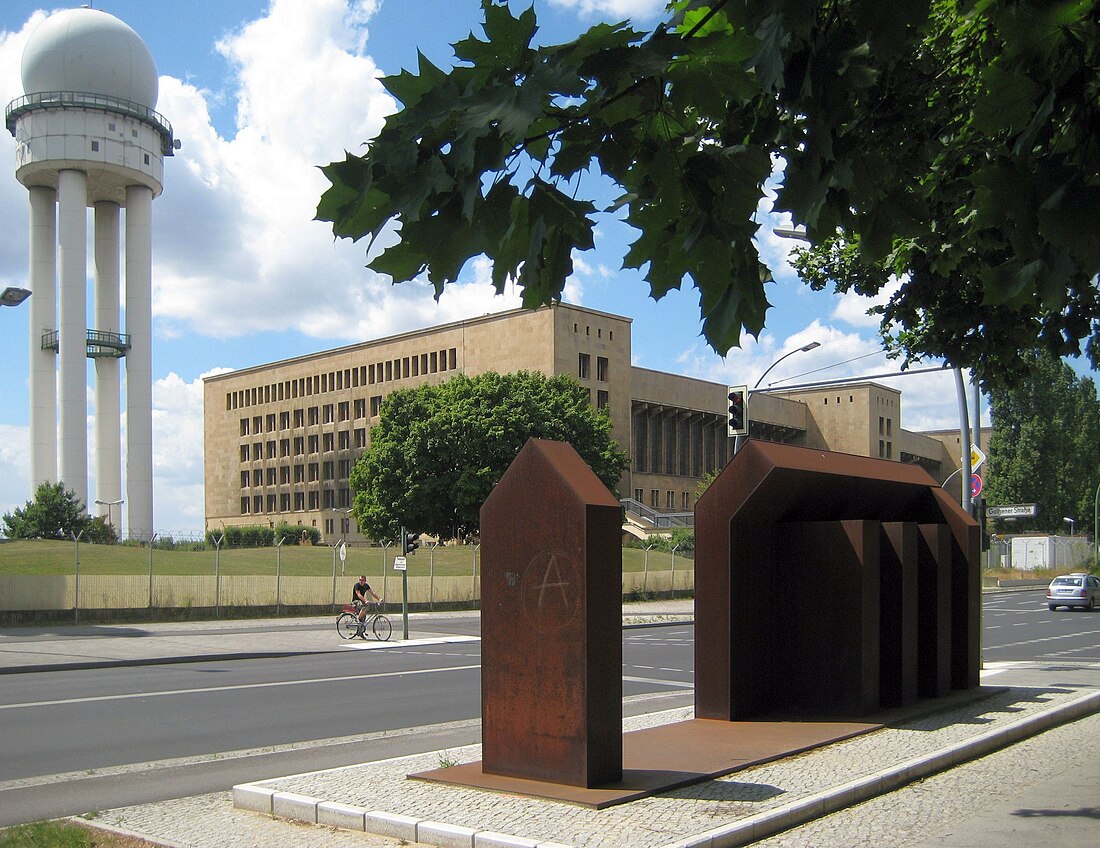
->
[970,474,982,498]
[986,503,1037,519]
[969,445,987,473]
[393,555,407,571]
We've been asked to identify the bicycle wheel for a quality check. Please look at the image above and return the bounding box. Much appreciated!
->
[337,612,360,640]
[372,614,392,641]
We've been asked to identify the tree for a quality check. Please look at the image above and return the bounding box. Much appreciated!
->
[985,352,1100,537]
[2,482,118,543]
[349,371,629,540]
[318,0,1100,384]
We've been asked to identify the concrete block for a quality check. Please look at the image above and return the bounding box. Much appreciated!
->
[365,811,420,842]
[317,800,367,831]
[419,820,477,848]
[272,790,319,823]
[232,784,275,814]
[475,832,539,848]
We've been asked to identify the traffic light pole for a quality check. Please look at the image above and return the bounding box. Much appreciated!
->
[399,526,409,640]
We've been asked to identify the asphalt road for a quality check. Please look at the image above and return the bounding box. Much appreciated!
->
[983,589,1100,662]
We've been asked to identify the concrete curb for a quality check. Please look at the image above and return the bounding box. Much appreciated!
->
[655,688,1100,848]
[231,688,1100,848]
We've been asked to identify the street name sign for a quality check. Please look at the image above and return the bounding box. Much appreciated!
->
[986,503,1037,518]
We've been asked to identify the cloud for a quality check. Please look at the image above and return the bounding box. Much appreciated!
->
[547,0,668,19]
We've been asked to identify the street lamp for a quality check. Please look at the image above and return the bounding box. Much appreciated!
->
[753,341,821,389]
[94,498,124,531]
[734,341,821,453]
[1,286,31,307]
[1063,517,1075,535]
[773,226,809,241]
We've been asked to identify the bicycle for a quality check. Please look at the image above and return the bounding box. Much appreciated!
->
[337,600,392,641]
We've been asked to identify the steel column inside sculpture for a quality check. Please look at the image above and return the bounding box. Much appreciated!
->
[695,440,980,720]
[479,438,623,787]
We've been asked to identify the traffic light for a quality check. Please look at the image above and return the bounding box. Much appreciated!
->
[727,385,748,437]
[401,530,421,555]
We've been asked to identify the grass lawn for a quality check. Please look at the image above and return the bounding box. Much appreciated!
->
[0,539,694,577]
[0,820,157,848]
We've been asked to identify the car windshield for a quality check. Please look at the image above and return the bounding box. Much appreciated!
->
[1052,577,1083,586]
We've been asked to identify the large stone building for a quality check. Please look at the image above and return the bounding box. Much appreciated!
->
[203,303,973,541]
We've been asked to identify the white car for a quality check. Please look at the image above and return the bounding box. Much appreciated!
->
[1046,573,1100,611]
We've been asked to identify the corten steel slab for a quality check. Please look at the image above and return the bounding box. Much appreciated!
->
[695,440,979,721]
[917,523,953,698]
[931,488,982,690]
[880,523,919,708]
[410,717,879,809]
[479,438,623,787]
[776,520,881,716]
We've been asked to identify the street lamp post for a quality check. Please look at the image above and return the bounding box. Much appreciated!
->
[95,498,124,533]
[1,286,31,307]
[734,341,821,453]
[1063,517,1076,536]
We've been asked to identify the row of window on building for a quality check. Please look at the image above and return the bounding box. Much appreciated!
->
[578,353,610,382]
[241,460,354,488]
[224,347,459,411]
[240,486,352,515]
[239,428,368,462]
[634,488,694,511]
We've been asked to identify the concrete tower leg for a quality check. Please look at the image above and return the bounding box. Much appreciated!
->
[125,185,153,540]
[28,185,57,490]
[94,201,122,529]
[57,169,88,507]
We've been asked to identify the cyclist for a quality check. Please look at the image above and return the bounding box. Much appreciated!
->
[351,575,380,638]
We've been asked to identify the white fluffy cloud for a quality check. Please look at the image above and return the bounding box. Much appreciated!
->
[548,0,667,19]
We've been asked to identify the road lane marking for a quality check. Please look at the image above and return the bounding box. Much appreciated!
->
[0,664,483,711]
[623,675,692,688]
[987,627,1100,651]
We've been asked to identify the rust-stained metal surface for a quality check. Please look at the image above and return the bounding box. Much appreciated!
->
[776,520,882,716]
[917,523,954,697]
[694,440,980,720]
[411,716,880,808]
[479,438,623,788]
[881,522,919,708]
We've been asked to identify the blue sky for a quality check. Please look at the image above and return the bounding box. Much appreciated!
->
[0,0,998,536]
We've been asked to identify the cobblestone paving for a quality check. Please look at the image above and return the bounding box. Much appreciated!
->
[753,709,1100,848]
[94,682,1097,848]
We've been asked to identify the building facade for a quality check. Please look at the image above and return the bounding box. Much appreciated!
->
[203,303,963,541]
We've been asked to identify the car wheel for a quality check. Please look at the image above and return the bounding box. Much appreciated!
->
[1048,604,1058,611]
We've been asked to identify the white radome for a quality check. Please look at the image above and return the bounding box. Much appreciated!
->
[21,7,159,109]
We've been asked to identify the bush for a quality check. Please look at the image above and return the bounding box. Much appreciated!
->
[206,525,273,548]
[627,531,694,552]
[275,523,321,546]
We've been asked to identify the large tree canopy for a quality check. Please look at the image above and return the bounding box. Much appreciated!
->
[985,352,1100,537]
[349,371,629,540]
[318,0,1100,382]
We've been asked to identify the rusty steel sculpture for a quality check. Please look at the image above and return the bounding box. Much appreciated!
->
[478,438,623,787]
[695,440,980,720]
[414,438,980,807]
